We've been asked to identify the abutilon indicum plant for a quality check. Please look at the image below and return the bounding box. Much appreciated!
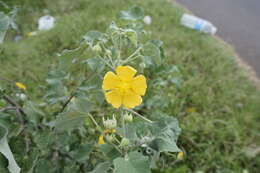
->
[0,6,183,173]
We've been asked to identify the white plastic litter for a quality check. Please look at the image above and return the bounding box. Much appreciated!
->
[181,14,217,35]
[38,15,55,31]
[143,16,152,25]
[14,35,22,42]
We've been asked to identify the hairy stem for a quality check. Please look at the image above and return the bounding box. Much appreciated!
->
[122,46,142,64]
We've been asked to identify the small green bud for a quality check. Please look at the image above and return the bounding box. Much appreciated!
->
[124,113,133,123]
[92,44,102,52]
[120,138,130,147]
[105,134,114,142]
[103,114,117,129]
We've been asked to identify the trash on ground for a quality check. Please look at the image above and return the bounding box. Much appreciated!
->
[0,12,10,43]
[181,14,217,35]
[143,15,152,25]
[14,35,22,42]
[38,15,55,31]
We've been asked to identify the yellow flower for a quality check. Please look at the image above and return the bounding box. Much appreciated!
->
[15,82,26,90]
[27,31,37,37]
[102,66,147,109]
[177,152,184,160]
[187,107,196,113]
[98,135,105,145]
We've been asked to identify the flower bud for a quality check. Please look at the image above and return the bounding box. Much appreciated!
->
[177,151,184,160]
[92,44,102,52]
[120,138,130,147]
[124,113,133,123]
[103,115,117,130]
[105,134,114,142]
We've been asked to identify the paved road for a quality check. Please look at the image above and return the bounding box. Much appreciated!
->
[177,0,260,77]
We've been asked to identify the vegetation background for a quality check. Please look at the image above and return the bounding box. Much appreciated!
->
[0,0,259,172]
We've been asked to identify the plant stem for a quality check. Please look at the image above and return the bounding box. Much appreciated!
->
[2,94,27,123]
[120,108,126,137]
[88,113,102,132]
[123,55,141,64]
[98,56,114,70]
[88,114,123,154]
[59,94,75,113]
[123,46,142,64]
[124,108,153,123]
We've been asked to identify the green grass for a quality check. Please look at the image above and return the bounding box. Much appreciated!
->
[1,0,259,172]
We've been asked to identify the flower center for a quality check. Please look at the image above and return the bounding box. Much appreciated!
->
[118,80,131,95]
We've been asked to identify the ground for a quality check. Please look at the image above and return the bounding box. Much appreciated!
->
[177,0,260,77]
[0,0,259,172]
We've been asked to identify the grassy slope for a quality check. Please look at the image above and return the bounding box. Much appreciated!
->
[0,0,259,172]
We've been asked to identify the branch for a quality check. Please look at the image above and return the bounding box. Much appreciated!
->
[122,46,142,64]
[2,94,27,124]
[0,107,16,112]
[59,94,75,113]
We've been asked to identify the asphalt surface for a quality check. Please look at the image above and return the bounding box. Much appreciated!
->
[177,0,260,77]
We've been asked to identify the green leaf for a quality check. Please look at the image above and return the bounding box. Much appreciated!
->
[125,29,138,47]
[83,31,106,46]
[99,144,121,160]
[142,42,161,66]
[113,151,150,173]
[0,155,9,173]
[117,125,138,142]
[59,45,87,70]
[88,162,111,173]
[119,6,144,21]
[70,143,94,163]
[0,124,21,173]
[150,40,163,47]
[107,22,119,34]
[86,57,105,73]
[122,113,181,153]
[150,114,181,153]
[23,101,45,124]
[71,97,93,114]
[150,40,165,60]
[33,130,54,153]
[34,159,53,173]
[53,112,87,132]
[0,12,10,43]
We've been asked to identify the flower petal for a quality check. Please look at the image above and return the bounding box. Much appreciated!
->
[15,82,27,90]
[123,91,142,108]
[105,90,122,108]
[102,72,120,90]
[132,75,147,96]
[116,66,137,80]
[98,135,105,144]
